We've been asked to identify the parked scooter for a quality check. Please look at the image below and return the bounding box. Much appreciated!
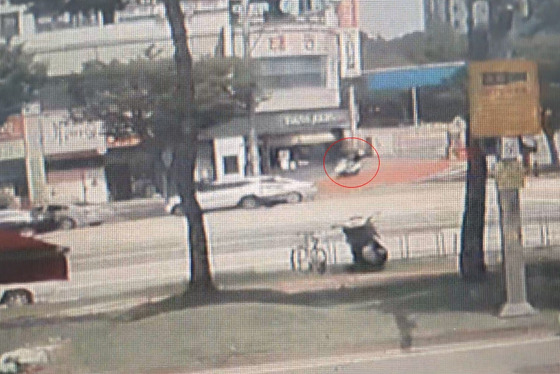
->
[334,153,363,177]
[333,215,388,268]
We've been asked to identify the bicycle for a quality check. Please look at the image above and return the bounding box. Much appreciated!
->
[290,231,328,274]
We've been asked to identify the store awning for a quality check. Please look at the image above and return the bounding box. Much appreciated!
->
[199,108,351,140]
[364,62,466,91]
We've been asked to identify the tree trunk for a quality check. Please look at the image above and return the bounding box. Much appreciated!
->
[163,0,214,291]
[460,134,487,279]
[174,138,214,291]
[459,0,490,280]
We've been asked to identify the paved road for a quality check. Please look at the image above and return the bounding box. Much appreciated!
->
[36,180,560,302]
[188,336,560,374]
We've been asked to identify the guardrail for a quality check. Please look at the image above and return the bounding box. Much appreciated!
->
[314,223,560,267]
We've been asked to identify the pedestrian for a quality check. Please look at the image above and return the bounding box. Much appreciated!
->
[533,161,539,177]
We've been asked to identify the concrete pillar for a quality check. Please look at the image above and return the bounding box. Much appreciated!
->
[261,137,271,174]
[496,160,537,317]
[98,10,104,27]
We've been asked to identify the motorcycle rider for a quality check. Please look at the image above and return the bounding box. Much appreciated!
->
[334,150,363,177]
[334,215,388,268]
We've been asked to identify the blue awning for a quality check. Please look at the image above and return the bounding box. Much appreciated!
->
[365,62,466,91]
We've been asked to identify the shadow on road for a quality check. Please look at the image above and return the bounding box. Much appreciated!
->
[112,264,560,324]
[4,263,559,339]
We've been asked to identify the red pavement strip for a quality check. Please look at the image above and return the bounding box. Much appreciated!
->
[319,159,453,193]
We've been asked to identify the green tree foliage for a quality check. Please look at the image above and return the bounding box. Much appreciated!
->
[67,56,252,144]
[0,44,47,123]
[361,24,468,70]
[523,0,560,35]
[423,22,469,62]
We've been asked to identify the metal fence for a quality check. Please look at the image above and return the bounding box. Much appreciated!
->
[312,223,559,268]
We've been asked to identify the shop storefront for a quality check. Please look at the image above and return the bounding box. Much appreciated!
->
[36,110,109,204]
[201,108,351,175]
[104,136,144,201]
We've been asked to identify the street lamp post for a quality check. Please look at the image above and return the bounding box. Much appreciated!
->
[241,0,260,177]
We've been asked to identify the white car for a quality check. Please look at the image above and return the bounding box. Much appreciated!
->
[165,176,317,214]
[31,204,107,230]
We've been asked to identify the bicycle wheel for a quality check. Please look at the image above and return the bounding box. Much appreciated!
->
[310,247,328,274]
[290,246,309,272]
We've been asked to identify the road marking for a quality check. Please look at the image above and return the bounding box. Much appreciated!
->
[184,335,560,374]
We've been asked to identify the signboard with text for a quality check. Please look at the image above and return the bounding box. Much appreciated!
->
[107,135,142,148]
[0,139,25,162]
[339,28,361,78]
[200,108,350,139]
[282,111,346,127]
[469,60,541,138]
[39,111,107,156]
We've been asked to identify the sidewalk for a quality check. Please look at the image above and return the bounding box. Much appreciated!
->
[276,157,461,193]
[1,259,559,374]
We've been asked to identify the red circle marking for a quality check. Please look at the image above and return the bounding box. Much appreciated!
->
[323,137,381,189]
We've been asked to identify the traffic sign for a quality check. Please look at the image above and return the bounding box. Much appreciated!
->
[469,60,541,138]
[500,137,520,160]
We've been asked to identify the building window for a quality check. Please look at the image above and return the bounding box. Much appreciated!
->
[0,12,19,39]
[223,156,239,175]
[269,35,286,51]
[257,56,325,89]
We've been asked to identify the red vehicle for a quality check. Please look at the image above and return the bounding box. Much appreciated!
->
[0,231,70,307]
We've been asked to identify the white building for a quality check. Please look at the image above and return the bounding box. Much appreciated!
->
[7,0,359,189]
[424,0,469,34]
[202,0,357,176]
[13,0,229,76]
[0,1,35,42]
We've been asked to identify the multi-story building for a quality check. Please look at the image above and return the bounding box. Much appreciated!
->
[200,0,358,177]
[0,1,34,42]
[424,0,468,34]
[1,0,360,202]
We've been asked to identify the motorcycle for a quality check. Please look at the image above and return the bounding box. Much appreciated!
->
[334,157,362,177]
[333,215,388,268]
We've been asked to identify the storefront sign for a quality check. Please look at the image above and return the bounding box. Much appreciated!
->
[200,109,350,140]
[40,111,107,156]
[107,135,142,148]
[283,112,344,127]
[0,115,24,141]
[0,140,25,161]
[339,28,361,78]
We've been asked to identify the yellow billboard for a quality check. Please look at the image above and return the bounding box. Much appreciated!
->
[469,60,541,138]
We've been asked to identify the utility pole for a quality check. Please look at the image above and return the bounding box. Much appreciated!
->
[241,0,260,176]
